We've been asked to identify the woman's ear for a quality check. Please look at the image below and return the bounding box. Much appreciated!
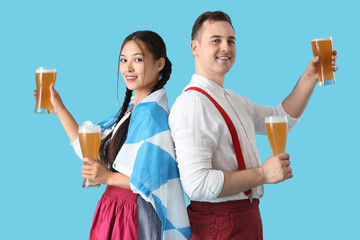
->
[157,57,166,72]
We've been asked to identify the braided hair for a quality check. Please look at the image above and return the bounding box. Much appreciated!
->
[99,31,172,167]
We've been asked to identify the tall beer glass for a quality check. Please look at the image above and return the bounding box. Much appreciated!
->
[79,123,101,188]
[34,67,57,114]
[311,37,335,86]
[265,116,288,156]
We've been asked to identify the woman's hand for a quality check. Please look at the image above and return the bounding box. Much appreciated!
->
[49,82,67,115]
[33,83,67,115]
[81,158,113,185]
[35,83,79,142]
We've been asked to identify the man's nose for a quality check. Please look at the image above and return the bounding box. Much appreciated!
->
[220,41,231,52]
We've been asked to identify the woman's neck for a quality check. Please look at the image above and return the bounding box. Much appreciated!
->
[133,89,152,108]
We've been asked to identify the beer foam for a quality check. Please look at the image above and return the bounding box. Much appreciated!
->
[311,36,332,42]
[36,67,57,73]
[265,116,288,123]
[79,121,101,133]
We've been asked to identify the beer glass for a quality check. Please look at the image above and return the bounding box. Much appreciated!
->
[265,116,288,156]
[311,37,335,86]
[34,67,57,114]
[79,123,101,188]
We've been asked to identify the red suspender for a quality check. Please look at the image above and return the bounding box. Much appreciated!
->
[185,87,252,197]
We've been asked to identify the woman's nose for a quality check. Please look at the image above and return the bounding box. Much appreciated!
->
[127,62,134,72]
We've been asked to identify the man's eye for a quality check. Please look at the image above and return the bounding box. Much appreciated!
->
[212,39,219,43]
[228,40,235,45]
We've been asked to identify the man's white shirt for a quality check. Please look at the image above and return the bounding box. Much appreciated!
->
[169,74,300,202]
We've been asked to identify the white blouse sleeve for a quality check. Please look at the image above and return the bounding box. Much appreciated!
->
[169,93,224,201]
[70,123,115,160]
[70,137,83,159]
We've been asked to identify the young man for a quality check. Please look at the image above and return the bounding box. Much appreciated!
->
[169,11,338,239]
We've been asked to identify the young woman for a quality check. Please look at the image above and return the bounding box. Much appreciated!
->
[35,31,191,240]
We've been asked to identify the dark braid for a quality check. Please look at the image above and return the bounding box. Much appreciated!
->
[99,30,171,167]
[99,88,133,165]
[151,57,172,93]
[118,88,133,121]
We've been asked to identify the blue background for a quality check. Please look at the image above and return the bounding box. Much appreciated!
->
[1,0,359,239]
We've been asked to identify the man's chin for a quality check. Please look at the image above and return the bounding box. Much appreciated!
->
[214,66,232,76]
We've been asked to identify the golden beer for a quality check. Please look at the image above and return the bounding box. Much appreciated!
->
[35,67,57,114]
[311,37,335,86]
[79,124,101,188]
[265,116,288,156]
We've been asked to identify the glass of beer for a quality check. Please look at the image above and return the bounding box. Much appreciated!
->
[265,116,288,156]
[311,37,335,86]
[79,123,101,188]
[34,67,57,114]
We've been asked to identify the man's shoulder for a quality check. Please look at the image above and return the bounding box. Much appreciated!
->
[225,88,243,98]
[225,89,253,104]
[172,89,215,113]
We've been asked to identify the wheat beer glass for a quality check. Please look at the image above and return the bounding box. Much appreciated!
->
[311,37,335,86]
[265,116,288,156]
[34,67,57,114]
[79,123,101,188]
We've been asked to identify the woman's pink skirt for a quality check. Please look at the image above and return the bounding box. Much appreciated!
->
[89,185,138,240]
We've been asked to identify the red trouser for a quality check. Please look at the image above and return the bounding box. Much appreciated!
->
[188,199,263,240]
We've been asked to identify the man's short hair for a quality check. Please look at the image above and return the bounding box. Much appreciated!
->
[191,11,234,40]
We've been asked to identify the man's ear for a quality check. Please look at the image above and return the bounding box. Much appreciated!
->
[191,40,199,56]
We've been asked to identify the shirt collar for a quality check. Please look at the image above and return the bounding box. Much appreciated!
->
[189,74,226,96]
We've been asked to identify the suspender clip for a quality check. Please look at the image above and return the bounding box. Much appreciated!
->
[248,196,253,204]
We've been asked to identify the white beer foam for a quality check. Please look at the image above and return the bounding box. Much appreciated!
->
[311,36,332,42]
[79,121,101,133]
[265,116,288,123]
[36,67,57,73]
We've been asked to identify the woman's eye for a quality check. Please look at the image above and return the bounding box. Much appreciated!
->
[135,58,143,62]
[120,59,127,62]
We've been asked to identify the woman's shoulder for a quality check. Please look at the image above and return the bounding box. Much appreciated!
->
[128,100,170,142]
[131,101,169,130]
[136,89,169,113]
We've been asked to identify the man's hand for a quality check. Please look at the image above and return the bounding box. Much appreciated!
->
[305,50,338,83]
[260,153,293,184]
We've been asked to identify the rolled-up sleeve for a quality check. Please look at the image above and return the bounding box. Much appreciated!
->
[274,102,301,132]
[169,94,224,201]
[244,96,300,134]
